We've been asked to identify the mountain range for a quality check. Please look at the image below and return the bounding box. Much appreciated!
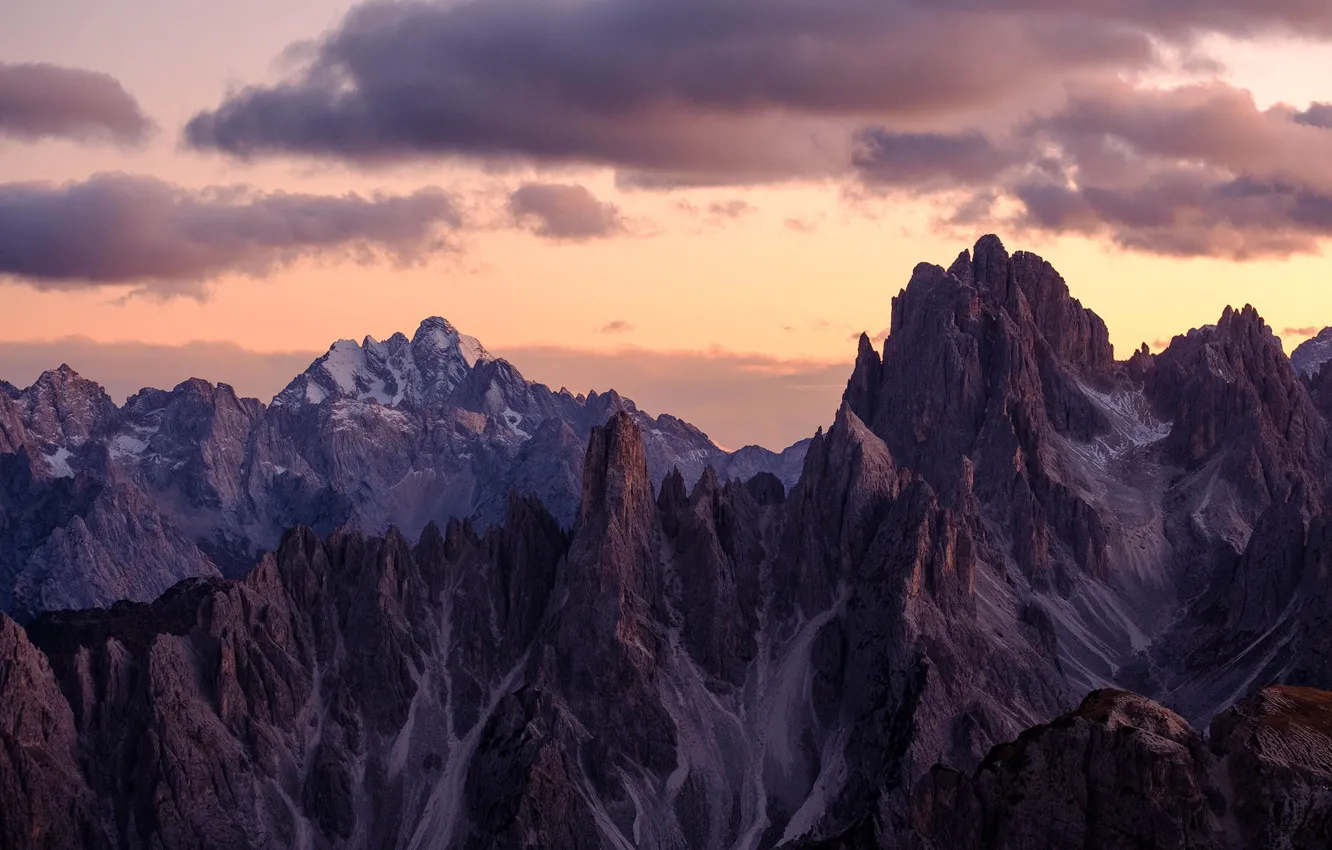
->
[2,235,1332,849]
[0,318,808,619]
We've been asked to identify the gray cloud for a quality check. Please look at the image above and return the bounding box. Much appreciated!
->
[183,0,1156,182]
[854,129,1021,190]
[508,183,624,240]
[1003,81,1332,258]
[0,173,462,296]
[174,0,1332,257]
[0,62,154,144]
[855,80,1332,259]
[0,337,845,451]
[600,320,634,334]
[1295,103,1332,129]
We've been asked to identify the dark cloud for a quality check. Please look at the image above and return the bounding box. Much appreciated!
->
[508,183,624,240]
[600,320,634,334]
[175,0,1332,257]
[854,129,1020,190]
[934,0,1332,36]
[853,80,1332,259]
[0,62,154,144]
[1002,81,1332,258]
[1295,103,1332,129]
[0,337,845,451]
[184,0,1157,182]
[0,173,461,296]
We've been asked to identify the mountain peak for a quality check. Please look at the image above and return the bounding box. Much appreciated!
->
[411,316,490,368]
[273,316,492,409]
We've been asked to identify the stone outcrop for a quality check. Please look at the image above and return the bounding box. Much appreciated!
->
[908,686,1332,850]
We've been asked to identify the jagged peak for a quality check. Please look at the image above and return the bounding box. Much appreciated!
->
[578,410,653,527]
[411,315,490,367]
[971,233,1011,294]
[844,331,883,423]
[274,316,494,409]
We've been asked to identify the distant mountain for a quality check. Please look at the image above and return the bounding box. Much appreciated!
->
[1292,326,1332,378]
[0,317,808,618]
[4,236,1332,849]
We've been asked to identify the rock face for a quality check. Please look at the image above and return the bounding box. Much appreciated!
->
[0,318,808,619]
[908,686,1332,850]
[4,235,1332,849]
[1291,326,1332,378]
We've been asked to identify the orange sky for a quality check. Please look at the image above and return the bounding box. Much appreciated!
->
[3,2,1332,448]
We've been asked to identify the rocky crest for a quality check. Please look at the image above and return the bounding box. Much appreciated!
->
[908,686,1332,850]
[0,318,807,619]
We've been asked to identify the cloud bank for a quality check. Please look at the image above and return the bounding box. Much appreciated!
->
[176,0,1332,257]
[0,173,462,296]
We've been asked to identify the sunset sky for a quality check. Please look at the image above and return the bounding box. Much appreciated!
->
[3,0,1332,449]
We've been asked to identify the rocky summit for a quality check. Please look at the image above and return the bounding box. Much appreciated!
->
[3,235,1332,849]
[0,317,806,620]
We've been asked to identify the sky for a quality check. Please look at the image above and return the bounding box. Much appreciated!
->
[2,0,1332,450]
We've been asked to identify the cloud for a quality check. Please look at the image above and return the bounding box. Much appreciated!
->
[1285,326,1321,338]
[176,0,1332,258]
[0,62,154,144]
[1004,81,1332,258]
[854,129,1019,190]
[855,80,1332,259]
[184,0,1159,183]
[672,198,757,228]
[0,173,462,297]
[1295,103,1332,129]
[600,320,634,334]
[708,199,756,219]
[507,182,625,240]
[0,337,848,451]
[784,217,818,234]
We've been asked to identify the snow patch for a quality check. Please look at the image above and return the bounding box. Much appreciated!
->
[501,407,530,439]
[43,447,74,478]
[110,434,148,459]
[458,333,489,367]
[321,340,366,394]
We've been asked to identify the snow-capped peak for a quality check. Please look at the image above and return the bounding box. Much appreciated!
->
[272,317,492,410]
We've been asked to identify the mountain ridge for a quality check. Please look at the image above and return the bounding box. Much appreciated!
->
[0,317,809,619]
[3,234,1332,848]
